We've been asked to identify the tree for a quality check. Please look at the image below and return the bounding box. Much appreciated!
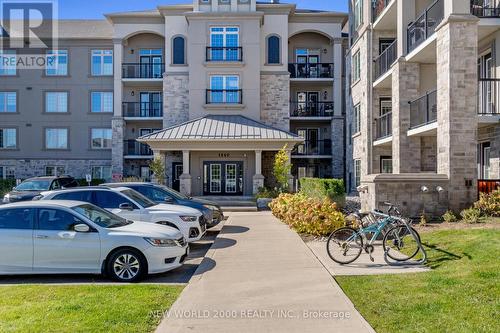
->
[273,145,291,192]
[149,156,166,185]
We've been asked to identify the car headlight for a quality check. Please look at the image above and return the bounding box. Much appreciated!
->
[2,194,10,203]
[179,215,198,222]
[203,204,218,211]
[144,238,177,247]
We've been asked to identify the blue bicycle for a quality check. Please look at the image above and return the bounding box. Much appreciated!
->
[327,203,422,264]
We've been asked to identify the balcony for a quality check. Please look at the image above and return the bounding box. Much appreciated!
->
[478,78,500,114]
[290,101,334,118]
[124,140,153,158]
[409,90,437,134]
[289,63,334,79]
[375,112,392,140]
[205,89,243,105]
[407,0,444,54]
[471,0,500,17]
[206,47,243,62]
[374,39,397,81]
[123,102,163,119]
[122,63,165,80]
[372,0,393,22]
[292,140,332,157]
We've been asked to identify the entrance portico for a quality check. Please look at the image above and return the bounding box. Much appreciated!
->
[138,115,303,196]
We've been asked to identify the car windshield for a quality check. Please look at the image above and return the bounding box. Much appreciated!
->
[121,189,156,208]
[15,180,51,191]
[159,185,189,200]
[72,204,132,228]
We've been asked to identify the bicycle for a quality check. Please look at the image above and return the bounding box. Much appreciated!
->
[327,203,423,264]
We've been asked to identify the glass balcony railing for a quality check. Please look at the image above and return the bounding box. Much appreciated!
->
[122,102,163,118]
[407,0,444,53]
[122,63,165,79]
[372,0,393,22]
[290,101,334,117]
[288,63,334,79]
[478,78,500,115]
[471,0,500,17]
[124,140,153,156]
[409,90,437,129]
[376,112,392,140]
[292,140,332,156]
[374,39,397,80]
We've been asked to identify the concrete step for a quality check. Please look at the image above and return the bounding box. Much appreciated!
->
[222,206,258,212]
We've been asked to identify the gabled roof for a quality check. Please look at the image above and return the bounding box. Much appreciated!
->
[138,115,302,141]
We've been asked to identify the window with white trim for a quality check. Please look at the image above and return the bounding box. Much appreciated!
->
[92,166,111,180]
[91,50,113,76]
[46,92,68,113]
[209,75,240,104]
[0,128,16,149]
[380,157,393,174]
[354,0,363,29]
[210,26,240,61]
[353,103,361,134]
[0,50,16,76]
[91,92,113,113]
[46,50,68,76]
[91,128,112,149]
[45,128,68,150]
[354,159,361,187]
[0,166,15,179]
[0,92,16,113]
[45,166,65,177]
[352,51,360,83]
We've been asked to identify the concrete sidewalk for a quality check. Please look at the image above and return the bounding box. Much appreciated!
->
[156,212,375,333]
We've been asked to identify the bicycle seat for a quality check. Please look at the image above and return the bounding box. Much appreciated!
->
[383,202,394,207]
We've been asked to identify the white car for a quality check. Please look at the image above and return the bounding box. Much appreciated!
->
[0,201,189,282]
[38,187,207,242]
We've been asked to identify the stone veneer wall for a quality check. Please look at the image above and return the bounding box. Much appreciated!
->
[164,74,189,128]
[331,117,345,179]
[0,159,111,180]
[478,124,500,179]
[260,74,290,132]
[111,117,125,177]
[420,137,437,172]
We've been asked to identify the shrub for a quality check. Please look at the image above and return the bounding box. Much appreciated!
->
[0,179,16,197]
[255,187,279,199]
[269,193,345,236]
[273,146,292,192]
[149,157,166,185]
[474,189,500,217]
[442,210,458,223]
[299,178,346,206]
[460,208,481,224]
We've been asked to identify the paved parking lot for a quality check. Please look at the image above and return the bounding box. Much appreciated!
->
[0,226,223,286]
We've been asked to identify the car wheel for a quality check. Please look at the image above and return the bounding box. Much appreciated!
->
[107,249,146,282]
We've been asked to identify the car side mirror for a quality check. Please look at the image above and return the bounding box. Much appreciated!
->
[74,223,90,233]
[12,186,16,191]
[119,203,134,211]
[164,197,174,204]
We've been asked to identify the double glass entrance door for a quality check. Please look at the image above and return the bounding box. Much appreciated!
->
[203,162,243,195]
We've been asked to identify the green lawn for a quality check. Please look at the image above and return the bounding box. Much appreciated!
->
[0,284,184,333]
[336,227,500,333]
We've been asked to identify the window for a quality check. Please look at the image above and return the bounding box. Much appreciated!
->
[354,159,361,188]
[0,92,16,113]
[45,166,65,177]
[352,51,360,83]
[210,26,240,61]
[38,209,83,231]
[353,104,361,134]
[90,129,112,149]
[45,128,68,150]
[93,191,135,209]
[267,35,281,64]
[136,186,171,202]
[380,157,393,174]
[172,36,186,65]
[479,142,491,179]
[380,98,392,115]
[354,0,363,29]
[91,50,113,76]
[209,75,240,103]
[0,128,17,149]
[53,191,93,203]
[0,208,34,229]
[0,166,15,180]
[92,166,112,180]
[45,92,68,113]
[91,92,113,113]
[46,50,68,76]
[0,50,16,75]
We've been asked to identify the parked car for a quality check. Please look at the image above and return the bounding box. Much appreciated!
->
[0,201,188,282]
[103,182,224,228]
[37,187,207,242]
[2,176,78,204]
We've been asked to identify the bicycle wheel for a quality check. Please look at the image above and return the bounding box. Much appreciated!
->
[327,227,363,264]
[382,225,420,261]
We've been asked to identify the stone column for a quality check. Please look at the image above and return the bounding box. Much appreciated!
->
[111,39,124,179]
[260,73,290,131]
[333,39,343,117]
[164,73,189,128]
[436,15,479,211]
[391,59,421,173]
[253,150,265,194]
[397,0,415,56]
[179,150,192,196]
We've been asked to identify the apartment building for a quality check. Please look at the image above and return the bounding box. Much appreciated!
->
[346,0,500,216]
[0,0,347,197]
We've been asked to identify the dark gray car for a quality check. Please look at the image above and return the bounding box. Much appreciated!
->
[2,176,78,204]
[102,183,224,228]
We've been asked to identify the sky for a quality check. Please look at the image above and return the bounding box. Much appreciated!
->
[56,0,347,19]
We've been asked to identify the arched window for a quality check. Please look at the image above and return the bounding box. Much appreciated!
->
[172,36,186,65]
[267,35,281,64]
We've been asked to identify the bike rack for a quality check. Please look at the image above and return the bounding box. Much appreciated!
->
[383,228,428,266]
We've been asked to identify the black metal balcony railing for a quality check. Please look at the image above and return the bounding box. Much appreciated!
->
[409,90,437,129]
[205,89,243,104]
[478,78,500,115]
[290,101,334,117]
[372,0,392,22]
[289,63,334,79]
[407,0,444,53]
[122,63,165,79]
[471,0,500,17]
[374,39,397,80]
[292,140,332,156]
[124,140,153,156]
[122,102,163,118]
[376,112,392,139]
[206,47,243,62]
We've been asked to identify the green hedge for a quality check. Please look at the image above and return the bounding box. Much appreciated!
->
[0,179,16,197]
[76,179,106,186]
[299,178,346,205]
